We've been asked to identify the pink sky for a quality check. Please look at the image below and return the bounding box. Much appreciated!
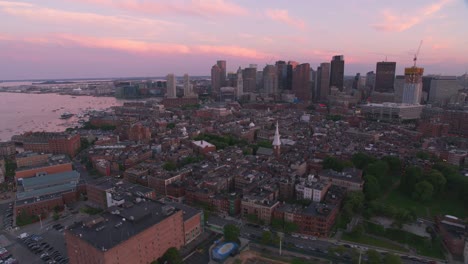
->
[0,0,467,79]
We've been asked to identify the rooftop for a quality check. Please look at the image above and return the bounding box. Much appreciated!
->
[67,200,181,251]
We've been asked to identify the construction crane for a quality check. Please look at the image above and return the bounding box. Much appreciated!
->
[413,40,423,67]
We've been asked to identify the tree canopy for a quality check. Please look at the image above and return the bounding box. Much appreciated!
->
[223,224,240,243]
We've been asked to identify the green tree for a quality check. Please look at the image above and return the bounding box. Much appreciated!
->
[351,224,365,238]
[400,166,423,195]
[416,151,430,160]
[383,253,402,264]
[382,156,402,174]
[323,156,344,172]
[163,161,177,171]
[413,181,434,201]
[167,123,176,129]
[261,231,273,245]
[352,152,376,170]
[427,170,446,195]
[364,175,381,200]
[223,224,240,243]
[366,249,381,264]
[162,247,183,264]
[366,161,389,180]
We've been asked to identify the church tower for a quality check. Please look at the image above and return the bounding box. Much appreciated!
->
[272,121,281,157]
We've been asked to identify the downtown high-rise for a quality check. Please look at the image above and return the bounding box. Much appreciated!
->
[402,66,424,104]
[292,63,311,102]
[330,55,345,91]
[166,73,176,98]
[375,62,396,93]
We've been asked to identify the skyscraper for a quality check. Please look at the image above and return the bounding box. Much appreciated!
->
[263,65,278,95]
[183,74,194,97]
[286,61,298,90]
[211,64,221,95]
[242,67,257,93]
[375,62,396,93]
[275,61,287,91]
[236,67,243,97]
[402,66,424,104]
[217,60,226,86]
[330,55,345,91]
[166,74,176,98]
[292,63,311,102]
[316,62,330,101]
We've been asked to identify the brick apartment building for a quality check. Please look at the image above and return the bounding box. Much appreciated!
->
[66,197,202,263]
[318,168,364,191]
[16,152,49,168]
[65,202,185,264]
[14,154,72,180]
[15,170,85,216]
[86,177,156,209]
[21,132,81,157]
[272,202,338,237]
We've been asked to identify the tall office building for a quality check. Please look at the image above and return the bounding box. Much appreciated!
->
[375,62,396,93]
[242,67,257,93]
[365,71,376,91]
[275,61,287,91]
[236,67,243,97]
[292,63,311,102]
[211,64,221,95]
[316,63,331,101]
[286,61,298,90]
[330,55,345,91]
[263,65,278,95]
[394,75,405,103]
[166,73,176,98]
[183,74,195,97]
[217,60,227,86]
[402,66,424,104]
[427,76,460,105]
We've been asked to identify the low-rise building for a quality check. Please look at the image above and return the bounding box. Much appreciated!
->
[15,170,84,216]
[273,201,338,237]
[15,154,72,180]
[319,168,364,191]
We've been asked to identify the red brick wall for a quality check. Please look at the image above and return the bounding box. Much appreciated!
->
[66,230,105,264]
[183,213,202,244]
[67,211,185,264]
[86,184,107,209]
[15,197,64,216]
[15,163,73,179]
[16,154,49,168]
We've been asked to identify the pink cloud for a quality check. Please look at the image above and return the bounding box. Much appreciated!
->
[265,9,305,30]
[196,45,271,59]
[0,33,270,59]
[73,0,248,17]
[0,1,178,33]
[372,0,452,32]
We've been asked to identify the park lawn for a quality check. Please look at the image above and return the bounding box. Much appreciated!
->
[384,229,446,260]
[380,189,467,218]
[341,233,409,253]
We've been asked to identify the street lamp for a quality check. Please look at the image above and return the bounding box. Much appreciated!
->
[38,214,42,229]
[277,232,284,256]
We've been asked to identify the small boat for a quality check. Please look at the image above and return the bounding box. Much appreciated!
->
[60,112,73,119]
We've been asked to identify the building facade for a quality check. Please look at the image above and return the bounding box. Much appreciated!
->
[374,62,396,93]
[330,55,345,91]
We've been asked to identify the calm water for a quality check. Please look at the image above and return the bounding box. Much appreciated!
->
[0,93,124,141]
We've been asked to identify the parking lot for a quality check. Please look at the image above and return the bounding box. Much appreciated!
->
[1,202,14,231]
[16,228,69,264]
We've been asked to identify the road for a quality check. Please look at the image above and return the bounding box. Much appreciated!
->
[206,217,445,264]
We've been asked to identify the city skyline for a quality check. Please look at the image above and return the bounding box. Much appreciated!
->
[1,0,468,79]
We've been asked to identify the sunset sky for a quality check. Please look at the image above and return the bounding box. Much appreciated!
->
[1,0,467,79]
